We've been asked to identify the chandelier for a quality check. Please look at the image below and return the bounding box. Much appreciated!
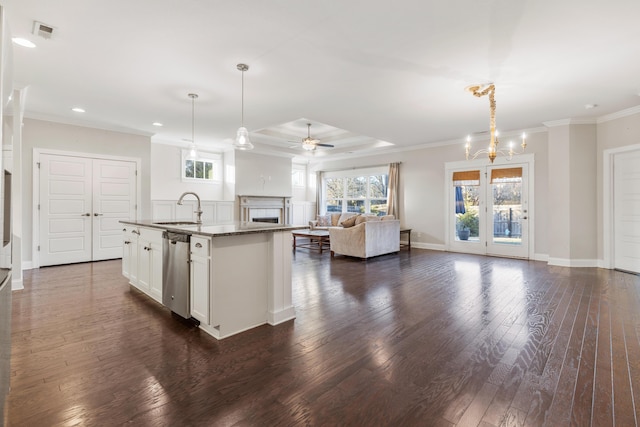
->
[464,84,526,163]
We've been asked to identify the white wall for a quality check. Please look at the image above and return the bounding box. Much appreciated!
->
[596,108,640,261]
[17,106,640,267]
[235,151,292,197]
[312,130,551,254]
[21,118,151,265]
[569,124,597,261]
[150,143,225,201]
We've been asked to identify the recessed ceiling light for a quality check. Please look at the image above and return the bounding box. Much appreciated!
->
[152,122,163,127]
[71,107,85,113]
[12,38,36,48]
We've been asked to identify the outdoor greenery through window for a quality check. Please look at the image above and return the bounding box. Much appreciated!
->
[182,150,222,182]
[323,170,388,215]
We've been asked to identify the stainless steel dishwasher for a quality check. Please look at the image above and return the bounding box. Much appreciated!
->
[162,231,191,319]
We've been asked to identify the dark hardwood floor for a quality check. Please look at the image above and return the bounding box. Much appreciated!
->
[6,249,640,426]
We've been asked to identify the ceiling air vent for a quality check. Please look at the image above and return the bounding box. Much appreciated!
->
[32,21,55,39]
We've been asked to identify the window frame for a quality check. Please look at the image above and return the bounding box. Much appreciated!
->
[322,166,388,215]
[181,149,222,183]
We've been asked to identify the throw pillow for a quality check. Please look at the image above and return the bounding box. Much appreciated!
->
[340,215,359,228]
[380,215,395,221]
[317,215,330,227]
[355,215,368,225]
[337,213,356,225]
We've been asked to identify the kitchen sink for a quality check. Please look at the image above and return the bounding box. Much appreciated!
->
[154,221,200,225]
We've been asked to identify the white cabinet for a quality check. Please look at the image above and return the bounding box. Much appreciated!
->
[137,228,163,303]
[122,226,139,283]
[190,236,211,325]
[122,226,162,303]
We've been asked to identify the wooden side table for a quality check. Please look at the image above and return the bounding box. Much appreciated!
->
[400,228,411,250]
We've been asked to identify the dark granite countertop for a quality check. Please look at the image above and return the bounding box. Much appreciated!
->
[120,220,308,237]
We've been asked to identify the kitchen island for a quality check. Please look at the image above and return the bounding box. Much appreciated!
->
[120,220,307,339]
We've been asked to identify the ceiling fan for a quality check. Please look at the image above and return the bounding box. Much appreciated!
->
[290,123,334,151]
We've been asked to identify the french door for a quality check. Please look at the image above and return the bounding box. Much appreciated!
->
[448,162,530,259]
[38,153,137,266]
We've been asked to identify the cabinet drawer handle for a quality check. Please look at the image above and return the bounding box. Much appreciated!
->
[124,241,130,245]
[131,230,140,235]
[195,243,202,248]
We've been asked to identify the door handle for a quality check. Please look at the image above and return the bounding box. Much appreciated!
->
[81,213,91,216]
[131,230,140,235]
[94,213,104,216]
[523,216,528,220]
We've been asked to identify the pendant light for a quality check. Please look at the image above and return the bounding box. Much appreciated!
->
[233,63,254,150]
[188,93,198,159]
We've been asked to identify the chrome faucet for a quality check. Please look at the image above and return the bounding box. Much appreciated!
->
[177,191,203,224]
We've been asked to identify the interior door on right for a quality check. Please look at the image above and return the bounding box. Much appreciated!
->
[614,149,640,274]
[92,158,137,261]
[486,164,529,259]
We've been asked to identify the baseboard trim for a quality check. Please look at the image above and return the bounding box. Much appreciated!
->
[411,242,446,251]
[12,278,24,291]
[22,261,35,270]
[533,253,549,262]
[548,257,599,268]
[268,306,296,325]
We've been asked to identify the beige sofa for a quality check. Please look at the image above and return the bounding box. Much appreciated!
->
[309,212,358,230]
[329,218,400,259]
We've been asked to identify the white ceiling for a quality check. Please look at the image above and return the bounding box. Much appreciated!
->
[4,0,640,161]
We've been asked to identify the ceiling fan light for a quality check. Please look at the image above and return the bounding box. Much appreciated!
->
[302,141,315,151]
[234,126,254,151]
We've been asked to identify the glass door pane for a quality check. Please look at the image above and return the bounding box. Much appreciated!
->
[491,174,522,245]
[450,169,485,255]
[487,164,529,258]
[455,184,480,242]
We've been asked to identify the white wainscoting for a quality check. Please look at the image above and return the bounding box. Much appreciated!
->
[151,200,234,223]
[291,201,316,226]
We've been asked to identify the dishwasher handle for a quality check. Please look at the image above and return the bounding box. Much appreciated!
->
[162,231,191,243]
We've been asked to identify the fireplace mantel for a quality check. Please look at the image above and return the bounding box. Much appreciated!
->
[238,195,291,224]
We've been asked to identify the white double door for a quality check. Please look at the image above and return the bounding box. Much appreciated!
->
[39,153,137,267]
[448,161,531,259]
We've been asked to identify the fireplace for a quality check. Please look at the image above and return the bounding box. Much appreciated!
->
[252,217,279,224]
[239,195,291,224]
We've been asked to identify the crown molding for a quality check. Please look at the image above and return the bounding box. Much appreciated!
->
[597,105,640,123]
[23,112,154,137]
[543,118,597,127]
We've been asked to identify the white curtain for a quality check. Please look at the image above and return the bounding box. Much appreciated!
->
[315,171,324,216]
[387,162,400,219]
